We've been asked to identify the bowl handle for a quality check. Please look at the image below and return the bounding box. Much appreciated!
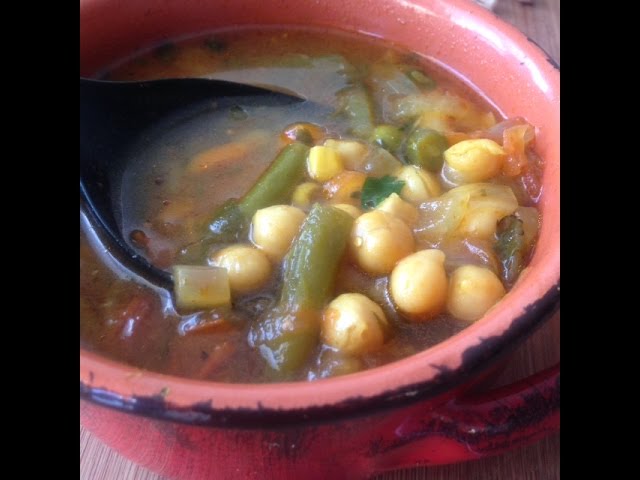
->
[372,363,559,471]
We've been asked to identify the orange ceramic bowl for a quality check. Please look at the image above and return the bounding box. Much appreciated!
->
[80,1,559,478]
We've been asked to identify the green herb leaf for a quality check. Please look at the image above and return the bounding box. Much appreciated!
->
[494,215,525,288]
[361,176,405,209]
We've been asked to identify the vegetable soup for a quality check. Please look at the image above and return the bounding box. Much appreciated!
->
[80,27,542,382]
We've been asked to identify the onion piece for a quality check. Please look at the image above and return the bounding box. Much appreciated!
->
[416,183,518,243]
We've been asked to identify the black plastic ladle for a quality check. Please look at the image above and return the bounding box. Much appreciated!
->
[80,77,304,290]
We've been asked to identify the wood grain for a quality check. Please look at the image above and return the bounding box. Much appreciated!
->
[80,1,560,478]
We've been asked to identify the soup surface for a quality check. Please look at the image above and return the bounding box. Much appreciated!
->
[80,27,542,382]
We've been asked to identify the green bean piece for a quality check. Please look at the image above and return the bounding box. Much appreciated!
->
[205,142,309,234]
[405,127,449,172]
[239,142,310,216]
[251,306,320,378]
[494,215,526,288]
[280,204,354,309]
[178,143,310,264]
[249,204,354,376]
[312,348,364,379]
[178,198,251,265]
[337,84,375,138]
[371,125,404,152]
[209,199,247,240]
[175,199,246,264]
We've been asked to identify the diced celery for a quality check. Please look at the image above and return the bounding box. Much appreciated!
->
[172,265,231,312]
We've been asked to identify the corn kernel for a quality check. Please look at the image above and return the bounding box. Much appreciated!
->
[323,139,368,170]
[307,146,344,181]
[395,165,442,205]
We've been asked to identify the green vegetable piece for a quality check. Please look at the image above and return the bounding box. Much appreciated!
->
[337,84,375,138]
[172,265,231,312]
[239,143,310,216]
[280,205,354,310]
[407,70,437,89]
[249,204,354,376]
[176,200,246,264]
[361,175,405,209]
[366,63,421,98]
[371,125,404,152]
[405,127,449,172]
[205,142,309,234]
[494,215,526,288]
[208,200,248,240]
[312,349,363,379]
[253,307,319,376]
[178,143,310,264]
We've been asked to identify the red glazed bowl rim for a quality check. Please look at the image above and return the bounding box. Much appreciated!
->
[80,0,559,427]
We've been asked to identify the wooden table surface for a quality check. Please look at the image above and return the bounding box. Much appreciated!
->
[80,1,560,478]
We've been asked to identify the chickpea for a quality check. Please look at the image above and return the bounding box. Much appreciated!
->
[333,203,362,219]
[322,293,388,355]
[349,210,415,276]
[376,193,419,227]
[443,139,505,184]
[395,165,442,205]
[446,183,518,239]
[389,250,448,319]
[210,245,272,295]
[447,265,506,321]
[323,139,368,170]
[292,182,320,209]
[250,205,306,261]
[457,207,506,239]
